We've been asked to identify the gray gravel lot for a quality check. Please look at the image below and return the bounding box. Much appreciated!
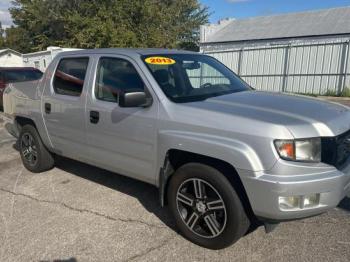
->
[0,99,350,262]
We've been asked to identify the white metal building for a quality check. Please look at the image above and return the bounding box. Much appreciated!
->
[200,7,350,95]
[0,49,23,67]
[23,46,80,72]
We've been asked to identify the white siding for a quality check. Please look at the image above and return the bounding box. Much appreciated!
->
[23,52,52,72]
[22,48,81,72]
[0,52,23,67]
[202,37,350,95]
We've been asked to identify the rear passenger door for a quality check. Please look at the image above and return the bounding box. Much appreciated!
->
[85,55,158,184]
[42,56,91,161]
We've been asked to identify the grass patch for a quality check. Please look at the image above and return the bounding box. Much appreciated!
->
[289,92,318,97]
[287,87,350,98]
[323,87,350,97]
[323,90,338,97]
[298,92,318,97]
[340,87,350,97]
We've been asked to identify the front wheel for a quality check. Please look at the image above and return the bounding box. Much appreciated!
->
[168,163,250,249]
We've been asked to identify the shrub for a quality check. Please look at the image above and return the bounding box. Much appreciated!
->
[323,87,350,97]
[340,87,350,97]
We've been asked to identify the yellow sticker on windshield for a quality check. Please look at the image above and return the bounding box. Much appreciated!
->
[145,57,176,65]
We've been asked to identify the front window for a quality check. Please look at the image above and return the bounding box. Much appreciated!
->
[142,54,251,103]
[95,57,146,103]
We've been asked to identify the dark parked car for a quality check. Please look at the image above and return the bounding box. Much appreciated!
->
[0,67,43,110]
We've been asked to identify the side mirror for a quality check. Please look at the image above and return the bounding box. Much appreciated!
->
[119,92,152,108]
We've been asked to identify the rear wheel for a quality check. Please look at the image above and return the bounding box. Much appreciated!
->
[19,125,54,173]
[168,163,250,249]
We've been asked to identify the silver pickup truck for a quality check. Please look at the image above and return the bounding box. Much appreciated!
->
[3,48,350,249]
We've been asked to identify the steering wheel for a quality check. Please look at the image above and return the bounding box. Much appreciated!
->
[200,82,213,89]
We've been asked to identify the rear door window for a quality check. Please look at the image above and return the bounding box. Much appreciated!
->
[53,58,89,96]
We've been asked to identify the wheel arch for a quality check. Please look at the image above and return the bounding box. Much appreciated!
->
[15,115,37,130]
[14,115,53,150]
[11,115,38,138]
[159,149,256,222]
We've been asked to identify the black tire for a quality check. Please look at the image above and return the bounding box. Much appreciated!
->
[19,124,54,173]
[168,163,250,249]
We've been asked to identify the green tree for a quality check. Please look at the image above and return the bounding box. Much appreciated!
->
[8,0,208,52]
[4,26,32,53]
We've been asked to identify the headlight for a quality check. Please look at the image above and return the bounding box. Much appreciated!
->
[274,138,321,162]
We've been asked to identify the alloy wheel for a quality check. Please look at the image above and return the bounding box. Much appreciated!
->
[21,132,38,167]
[176,178,227,238]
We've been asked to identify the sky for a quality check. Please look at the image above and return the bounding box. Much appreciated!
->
[1,0,350,28]
[201,0,350,22]
[0,0,12,28]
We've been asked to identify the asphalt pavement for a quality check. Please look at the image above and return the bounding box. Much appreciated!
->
[0,100,349,261]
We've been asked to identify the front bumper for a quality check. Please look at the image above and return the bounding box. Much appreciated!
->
[240,160,350,221]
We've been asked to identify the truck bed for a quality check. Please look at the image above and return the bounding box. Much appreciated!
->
[3,80,41,117]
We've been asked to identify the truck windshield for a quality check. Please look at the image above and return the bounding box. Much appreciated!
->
[142,54,251,103]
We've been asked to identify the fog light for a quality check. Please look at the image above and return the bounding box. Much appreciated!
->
[279,196,301,210]
[303,194,319,208]
[279,194,320,210]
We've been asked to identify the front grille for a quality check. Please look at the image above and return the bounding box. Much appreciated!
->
[322,129,350,169]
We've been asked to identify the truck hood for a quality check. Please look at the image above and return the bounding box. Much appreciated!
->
[185,91,350,138]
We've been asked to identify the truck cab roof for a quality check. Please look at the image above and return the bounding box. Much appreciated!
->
[55,48,199,59]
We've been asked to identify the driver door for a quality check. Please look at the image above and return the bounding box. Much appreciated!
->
[85,55,158,184]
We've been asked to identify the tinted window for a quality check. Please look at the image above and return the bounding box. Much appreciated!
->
[53,58,89,96]
[143,54,251,103]
[3,69,43,83]
[0,72,4,88]
[95,57,145,103]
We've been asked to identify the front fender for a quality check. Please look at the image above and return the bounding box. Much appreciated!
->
[157,130,270,185]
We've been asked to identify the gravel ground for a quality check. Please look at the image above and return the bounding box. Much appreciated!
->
[0,98,349,262]
[318,96,350,107]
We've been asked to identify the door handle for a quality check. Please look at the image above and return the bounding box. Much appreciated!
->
[90,111,100,124]
[44,103,51,114]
